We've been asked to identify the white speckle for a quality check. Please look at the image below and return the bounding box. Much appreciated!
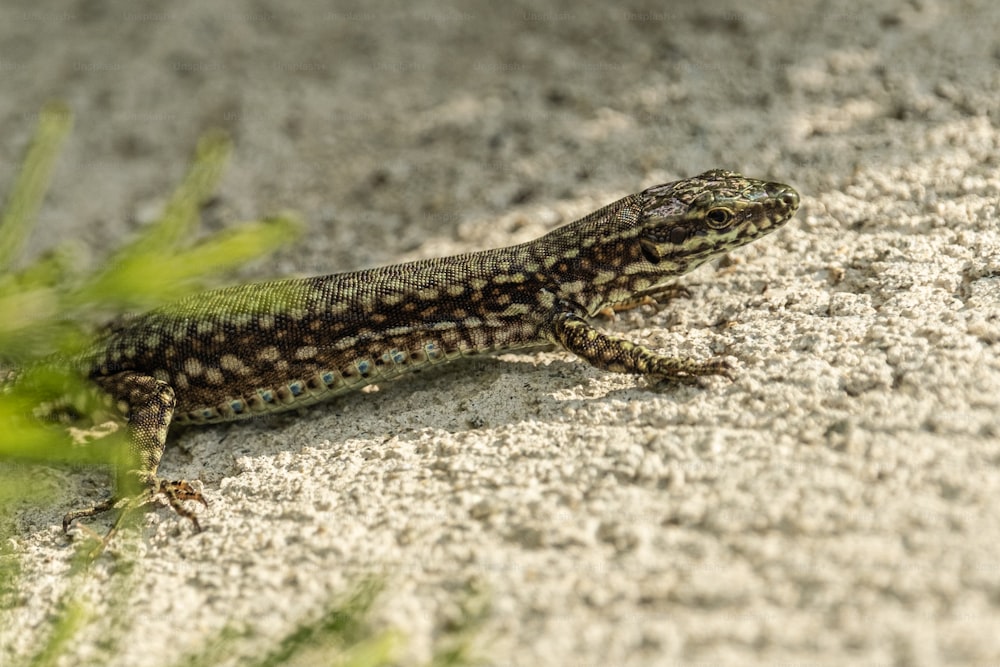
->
[256,346,281,362]
[500,303,532,316]
[381,292,404,306]
[626,260,676,275]
[295,345,318,360]
[325,301,350,315]
[520,322,540,339]
[382,326,414,337]
[593,271,616,285]
[333,335,357,351]
[220,354,251,374]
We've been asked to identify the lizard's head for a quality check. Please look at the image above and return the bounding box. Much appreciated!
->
[635,169,799,271]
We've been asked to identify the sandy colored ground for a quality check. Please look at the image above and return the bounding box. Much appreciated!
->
[2,1,1000,665]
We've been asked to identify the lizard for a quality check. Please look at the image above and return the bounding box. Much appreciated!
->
[55,169,799,532]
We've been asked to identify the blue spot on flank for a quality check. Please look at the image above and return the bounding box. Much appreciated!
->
[426,342,442,359]
[390,349,406,364]
[322,371,336,386]
[357,359,371,374]
[289,382,303,396]
[202,409,215,419]
[231,400,244,414]
[261,390,274,403]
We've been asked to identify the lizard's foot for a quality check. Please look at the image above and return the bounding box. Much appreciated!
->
[651,355,737,387]
[63,477,207,535]
[62,496,120,532]
[155,479,208,532]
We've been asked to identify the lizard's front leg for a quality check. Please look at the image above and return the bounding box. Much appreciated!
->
[546,307,734,383]
[63,371,206,532]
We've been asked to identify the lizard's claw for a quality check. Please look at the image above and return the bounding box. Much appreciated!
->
[156,479,208,533]
[63,478,207,535]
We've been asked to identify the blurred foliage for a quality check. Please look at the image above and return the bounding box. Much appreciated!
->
[0,102,302,503]
[0,103,483,667]
[0,100,305,589]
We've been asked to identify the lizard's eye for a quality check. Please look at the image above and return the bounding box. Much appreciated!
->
[705,207,734,229]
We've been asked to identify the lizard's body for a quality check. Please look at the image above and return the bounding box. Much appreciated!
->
[66,170,799,529]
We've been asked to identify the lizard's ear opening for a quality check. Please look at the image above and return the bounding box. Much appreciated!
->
[639,238,661,265]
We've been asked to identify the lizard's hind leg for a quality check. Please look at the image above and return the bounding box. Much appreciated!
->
[63,372,206,533]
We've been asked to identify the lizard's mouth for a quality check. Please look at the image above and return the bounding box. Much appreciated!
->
[760,183,800,229]
[734,184,800,242]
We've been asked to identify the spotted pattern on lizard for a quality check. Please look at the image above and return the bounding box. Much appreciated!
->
[66,169,800,530]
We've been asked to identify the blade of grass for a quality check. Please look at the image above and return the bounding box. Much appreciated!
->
[0,102,72,269]
[111,130,231,259]
[76,213,303,307]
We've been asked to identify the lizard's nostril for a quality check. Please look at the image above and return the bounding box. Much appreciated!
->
[780,189,800,210]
